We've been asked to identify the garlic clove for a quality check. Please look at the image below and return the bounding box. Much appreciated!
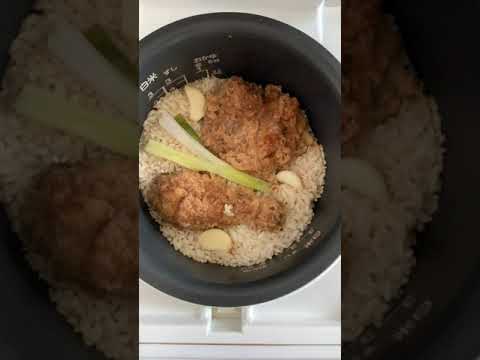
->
[198,229,232,252]
[276,170,303,189]
[185,85,206,122]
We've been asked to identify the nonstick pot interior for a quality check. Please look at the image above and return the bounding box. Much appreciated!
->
[139,13,341,306]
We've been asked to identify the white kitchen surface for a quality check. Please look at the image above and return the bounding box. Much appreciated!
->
[139,1,341,359]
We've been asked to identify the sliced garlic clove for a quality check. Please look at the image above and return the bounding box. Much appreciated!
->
[198,229,232,252]
[276,170,303,189]
[340,157,389,203]
[184,85,206,122]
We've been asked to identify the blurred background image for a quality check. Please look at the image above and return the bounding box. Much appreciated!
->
[0,1,138,359]
[342,1,480,359]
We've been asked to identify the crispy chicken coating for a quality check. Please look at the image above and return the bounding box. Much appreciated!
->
[147,171,285,231]
[342,0,420,145]
[25,159,138,296]
[201,77,308,180]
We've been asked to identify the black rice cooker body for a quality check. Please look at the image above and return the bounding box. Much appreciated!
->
[139,13,341,307]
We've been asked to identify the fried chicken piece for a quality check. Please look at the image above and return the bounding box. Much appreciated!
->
[201,77,307,180]
[342,0,382,41]
[342,0,420,146]
[147,171,285,231]
[25,159,138,296]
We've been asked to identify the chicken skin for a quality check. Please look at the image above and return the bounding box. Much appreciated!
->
[342,0,420,145]
[147,171,285,231]
[201,77,308,180]
[25,159,138,296]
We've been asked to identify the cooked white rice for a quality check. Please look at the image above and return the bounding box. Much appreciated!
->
[139,78,326,267]
[0,1,136,359]
[342,94,444,340]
